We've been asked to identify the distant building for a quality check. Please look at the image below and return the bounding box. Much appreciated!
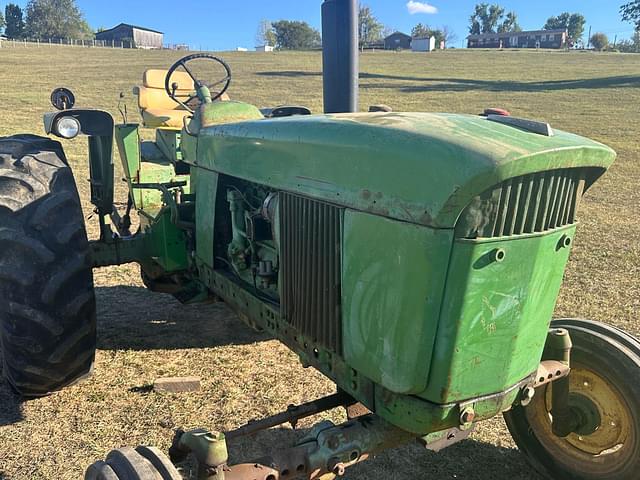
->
[411,36,436,52]
[384,32,412,50]
[236,47,248,52]
[467,29,568,49]
[95,23,163,49]
[255,45,275,52]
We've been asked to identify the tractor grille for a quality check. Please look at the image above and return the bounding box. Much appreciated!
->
[456,168,587,239]
[280,193,342,354]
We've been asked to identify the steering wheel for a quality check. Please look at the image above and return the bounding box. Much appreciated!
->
[164,53,232,112]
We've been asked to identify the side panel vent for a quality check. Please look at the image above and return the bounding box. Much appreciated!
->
[457,168,587,239]
[280,193,342,354]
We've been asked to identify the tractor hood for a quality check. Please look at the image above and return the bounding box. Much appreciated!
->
[197,112,615,228]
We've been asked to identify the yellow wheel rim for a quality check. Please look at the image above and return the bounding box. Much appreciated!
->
[525,363,635,471]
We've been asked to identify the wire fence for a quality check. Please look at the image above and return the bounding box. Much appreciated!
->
[0,37,139,48]
[0,37,191,50]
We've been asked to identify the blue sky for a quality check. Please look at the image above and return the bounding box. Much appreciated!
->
[7,1,636,50]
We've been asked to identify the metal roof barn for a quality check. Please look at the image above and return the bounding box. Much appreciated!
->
[95,23,164,49]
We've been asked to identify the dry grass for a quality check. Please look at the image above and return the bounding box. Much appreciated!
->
[0,45,639,479]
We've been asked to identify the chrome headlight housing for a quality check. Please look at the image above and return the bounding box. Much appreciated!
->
[54,116,81,139]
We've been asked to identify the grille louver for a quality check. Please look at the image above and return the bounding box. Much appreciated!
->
[457,169,587,239]
[280,193,342,354]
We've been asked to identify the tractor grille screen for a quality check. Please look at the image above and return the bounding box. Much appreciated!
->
[456,168,587,239]
[280,193,342,354]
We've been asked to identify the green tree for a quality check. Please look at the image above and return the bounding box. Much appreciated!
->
[469,3,510,34]
[590,32,609,51]
[271,20,321,50]
[498,11,521,33]
[621,1,640,31]
[618,34,640,52]
[359,4,383,46]
[256,19,277,47]
[25,0,94,40]
[5,4,25,39]
[411,23,430,38]
[430,29,445,46]
[544,13,586,42]
[469,4,487,34]
[486,4,505,33]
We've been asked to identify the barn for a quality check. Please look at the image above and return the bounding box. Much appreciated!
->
[384,32,412,50]
[467,29,568,49]
[95,24,164,49]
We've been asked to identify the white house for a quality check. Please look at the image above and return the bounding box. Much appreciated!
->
[411,36,436,52]
[255,45,275,52]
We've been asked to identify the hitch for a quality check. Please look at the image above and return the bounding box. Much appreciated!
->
[169,392,416,480]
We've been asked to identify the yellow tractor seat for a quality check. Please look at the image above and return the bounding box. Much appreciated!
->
[134,69,195,129]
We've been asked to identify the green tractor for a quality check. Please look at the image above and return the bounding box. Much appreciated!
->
[1,1,639,479]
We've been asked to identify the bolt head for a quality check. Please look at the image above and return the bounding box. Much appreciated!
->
[521,386,536,406]
[333,463,346,476]
[460,408,475,424]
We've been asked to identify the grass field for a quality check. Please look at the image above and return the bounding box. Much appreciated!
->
[0,46,639,479]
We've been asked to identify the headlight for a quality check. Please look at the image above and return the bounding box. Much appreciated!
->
[54,116,81,139]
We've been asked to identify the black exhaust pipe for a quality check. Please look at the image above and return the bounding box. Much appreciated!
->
[322,0,359,113]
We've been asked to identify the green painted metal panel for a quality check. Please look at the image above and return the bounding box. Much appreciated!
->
[195,113,614,228]
[140,209,190,272]
[421,225,577,404]
[342,210,453,394]
[114,123,141,182]
[198,101,263,128]
[194,168,219,268]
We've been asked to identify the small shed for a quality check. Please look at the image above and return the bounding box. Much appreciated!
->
[255,45,275,52]
[95,23,163,49]
[412,36,436,52]
[384,32,412,50]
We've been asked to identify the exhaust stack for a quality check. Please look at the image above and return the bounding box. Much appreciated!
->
[322,0,359,113]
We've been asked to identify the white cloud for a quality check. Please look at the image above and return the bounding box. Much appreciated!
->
[407,1,438,15]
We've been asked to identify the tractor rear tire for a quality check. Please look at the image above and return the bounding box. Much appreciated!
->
[0,134,97,396]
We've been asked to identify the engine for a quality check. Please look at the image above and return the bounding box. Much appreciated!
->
[220,180,280,300]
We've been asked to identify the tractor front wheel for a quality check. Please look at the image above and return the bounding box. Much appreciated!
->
[0,135,97,396]
[85,446,182,480]
[504,319,640,480]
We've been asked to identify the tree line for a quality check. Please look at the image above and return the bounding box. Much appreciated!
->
[468,1,640,52]
[256,4,456,50]
[0,0,92,40]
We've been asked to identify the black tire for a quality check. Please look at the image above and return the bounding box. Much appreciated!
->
[504,319,640,480]
[0,134,96,396]
[85,446,182,480]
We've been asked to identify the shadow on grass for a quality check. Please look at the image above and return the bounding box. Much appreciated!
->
[96,286,268,351]
[257,70,640,93]
[222,426,539,480]
[0,376,23,426]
